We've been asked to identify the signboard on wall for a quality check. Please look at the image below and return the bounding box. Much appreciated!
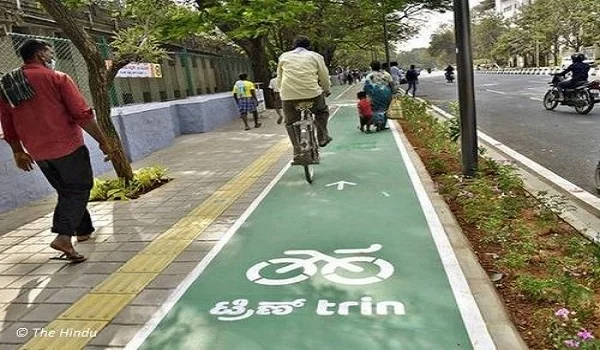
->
[105,61,163,78]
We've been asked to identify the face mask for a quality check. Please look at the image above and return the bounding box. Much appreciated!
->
[44,59,56,70]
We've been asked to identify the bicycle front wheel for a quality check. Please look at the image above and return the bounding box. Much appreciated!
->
[304,165,314,184]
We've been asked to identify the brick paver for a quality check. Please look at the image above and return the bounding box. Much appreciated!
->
[0,109,291,348]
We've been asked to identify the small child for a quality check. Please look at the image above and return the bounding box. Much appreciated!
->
[357,91,373,133]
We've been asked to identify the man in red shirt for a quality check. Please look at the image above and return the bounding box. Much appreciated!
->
[0,39,113,262]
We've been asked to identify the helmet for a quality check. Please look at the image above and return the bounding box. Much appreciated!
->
[573,53,586,63]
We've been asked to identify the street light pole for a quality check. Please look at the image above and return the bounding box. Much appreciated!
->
[453,0,478,177]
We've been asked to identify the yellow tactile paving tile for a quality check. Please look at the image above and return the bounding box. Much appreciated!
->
[21,140,289,350]
[142,238,191,255]
[118,254,176,273]
[21,320,108,350]
[92,273,158,294]
[59,294,135,321]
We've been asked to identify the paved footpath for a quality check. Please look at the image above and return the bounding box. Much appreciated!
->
[0,84,507,349]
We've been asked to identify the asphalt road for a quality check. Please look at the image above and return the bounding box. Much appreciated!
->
[415,72,600,195]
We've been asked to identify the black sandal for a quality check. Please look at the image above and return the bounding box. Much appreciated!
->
[50,242,86,263]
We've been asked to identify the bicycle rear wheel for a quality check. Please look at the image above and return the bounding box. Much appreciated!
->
[304,165,314,184]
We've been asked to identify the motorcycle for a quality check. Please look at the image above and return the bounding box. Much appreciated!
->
[445,71,454,83]
[543,74,600,115]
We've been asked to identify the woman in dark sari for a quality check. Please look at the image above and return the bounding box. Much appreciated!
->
[363,61,393,131]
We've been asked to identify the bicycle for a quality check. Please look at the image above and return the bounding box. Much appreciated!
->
[245,244,394,286]
[290,101,320,183]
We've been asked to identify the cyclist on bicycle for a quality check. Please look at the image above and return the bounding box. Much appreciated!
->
[277,36,332,163]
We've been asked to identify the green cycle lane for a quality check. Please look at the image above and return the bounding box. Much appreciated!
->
[132,103,494,350]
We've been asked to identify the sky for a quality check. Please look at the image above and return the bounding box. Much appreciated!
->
[400,0,482,52]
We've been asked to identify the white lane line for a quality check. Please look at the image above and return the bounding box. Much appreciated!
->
[529,97,543,102]
[125,110,344,350]
[484,89,507,95]
[124,164,291,350]
[481,83,499,87]
[334,84,356,100]
[382,191,391,197]
[389,120,496,350]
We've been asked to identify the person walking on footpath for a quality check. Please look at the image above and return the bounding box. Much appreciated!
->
[233,73,261,131]
[389,61,402,94]
[406,64,420,97]
[0,39,114,262]
[268,72,284,124]
[277,35,332,163]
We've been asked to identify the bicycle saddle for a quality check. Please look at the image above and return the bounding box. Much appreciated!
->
[295,101,314,110]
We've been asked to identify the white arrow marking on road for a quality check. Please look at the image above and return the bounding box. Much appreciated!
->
[326,181,357,190]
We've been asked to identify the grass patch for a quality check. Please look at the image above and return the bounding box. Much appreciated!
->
[90,166,171,201]
[395,96,600,349]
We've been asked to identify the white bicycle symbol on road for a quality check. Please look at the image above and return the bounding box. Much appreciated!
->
[246,244,394,286]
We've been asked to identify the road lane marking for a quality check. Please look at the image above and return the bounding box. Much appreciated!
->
[334,84,356,100]
[125,106,344,350]
[529,97,543,102]
[484,89,507,95]
[326,180,357,190]
[389,121,496,349]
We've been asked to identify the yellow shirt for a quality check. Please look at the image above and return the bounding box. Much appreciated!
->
[232,80,255,98]
[277,48,331,101]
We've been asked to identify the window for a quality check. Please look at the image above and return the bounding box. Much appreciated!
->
[186,89,193,97]
[174,90,181,98]
[122,93,134,105]
[159,91,168,101]
[196,88,203,95]
[143,92,152,103]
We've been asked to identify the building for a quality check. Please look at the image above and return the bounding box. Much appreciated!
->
[494,0,533,18]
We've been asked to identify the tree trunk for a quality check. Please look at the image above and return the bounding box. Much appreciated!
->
[552,41,560,66]
[88,55,133,180]
[320,44,337,69]
[238,36,274,109]
[38,0,133,181]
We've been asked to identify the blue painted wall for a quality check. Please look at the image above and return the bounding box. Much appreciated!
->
[0,91,251,213]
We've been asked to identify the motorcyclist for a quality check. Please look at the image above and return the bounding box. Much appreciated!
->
[444,65,454,81]
[557,53,590,100]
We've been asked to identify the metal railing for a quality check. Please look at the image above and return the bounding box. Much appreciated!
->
[0,33,252,107]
